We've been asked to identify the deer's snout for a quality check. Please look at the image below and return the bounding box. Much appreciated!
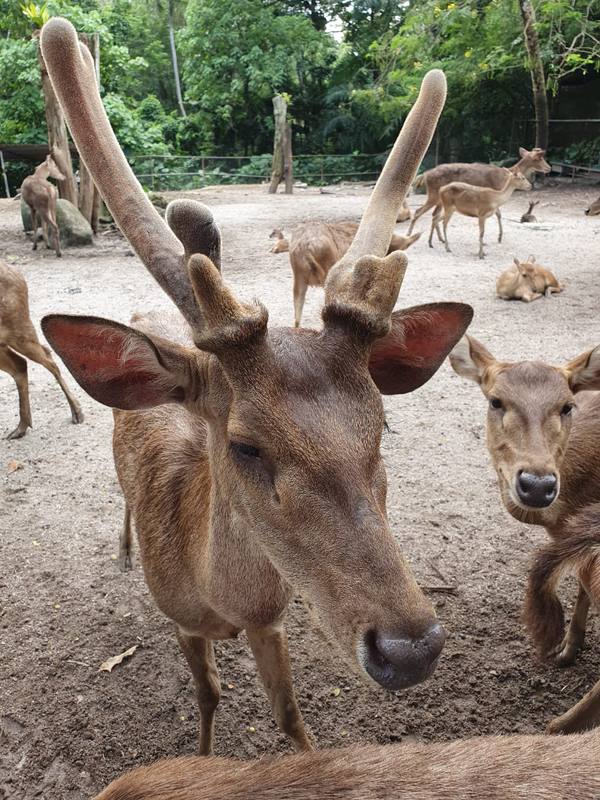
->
[361,622,445,690]
[515,470,558,508]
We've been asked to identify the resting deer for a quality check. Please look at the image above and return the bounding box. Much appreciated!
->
[40,19,472,754]
[397,199,411,222]
[21,154,64,257]
[408,147,550,240]
[269,229,289,253]
[449,335,600,733]
[289,222,421,327]
[430,170,531,259]
[95,728,600,800]
[0,262,83,439]
[520,200,539,223]
[496,256,562,303]
[585,196,600,216]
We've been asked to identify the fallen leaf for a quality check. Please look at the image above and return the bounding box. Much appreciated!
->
[331,687,341,697]
[99,645,138,673]
[6,460,23,475]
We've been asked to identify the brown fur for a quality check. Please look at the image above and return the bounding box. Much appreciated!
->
[0,261,82,438]
[585,196,600,216]
[496,256,563,303]
[95,729,600,799]
[21,155,64,257]
[396,199,411,222]
[269,229,289,253]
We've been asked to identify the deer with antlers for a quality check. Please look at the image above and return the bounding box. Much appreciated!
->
[21,154,65,258]
[0,262,83,439]
[40,19,472,754]
[449,336,600,734]
[408,147,550,240]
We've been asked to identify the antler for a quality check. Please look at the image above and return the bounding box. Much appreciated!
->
[40,18,219,332]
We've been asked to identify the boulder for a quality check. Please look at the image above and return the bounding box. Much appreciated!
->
[21,199,93,246]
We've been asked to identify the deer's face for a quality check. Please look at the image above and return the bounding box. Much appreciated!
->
[46,156,65,181]
[519,147,551,175]
[511,172,532,192]
[585,197,600,216]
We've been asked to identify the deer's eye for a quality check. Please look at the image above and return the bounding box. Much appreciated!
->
[560,403,574,417]
[490,397,503,410]
[230,441,262,462]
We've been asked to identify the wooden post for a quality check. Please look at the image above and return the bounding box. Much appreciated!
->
[519,0,549,151]
[78,32,101,234]
[269,95,293,194]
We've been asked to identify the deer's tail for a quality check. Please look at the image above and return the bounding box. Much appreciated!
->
[523,504,600,657]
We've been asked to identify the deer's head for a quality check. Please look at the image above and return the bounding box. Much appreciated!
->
[45,154,65,181]
[450,336,600,515]
[40,18,472,691]
[518,147,551,176]
[585,196,600,216]
[507,169,532,192]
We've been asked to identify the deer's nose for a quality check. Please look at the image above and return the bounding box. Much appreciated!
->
[362,622,445,690]
[585,208,591,215]
[516,471,557,508]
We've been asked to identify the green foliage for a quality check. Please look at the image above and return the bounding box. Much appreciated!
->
[20,1,49,28]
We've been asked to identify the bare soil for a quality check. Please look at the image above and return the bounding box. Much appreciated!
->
[1,180,600,799]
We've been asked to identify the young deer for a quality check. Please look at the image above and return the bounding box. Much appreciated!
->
[21,154,65,257]
[449,335,600,733]
[95,728,600,800]
[520,200,539,223]
[396,199,412,222]
[289,222,421,327]
[40,19,471,754]
[496,256,562,303]
[0,261,83,438]
[585,196,600,216]
[408,147,550,239]
[430,170,531,259]
[269,228,289,253]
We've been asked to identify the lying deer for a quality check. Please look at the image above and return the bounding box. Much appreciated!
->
[289,222,421,327]
[40,19,471,754]
[449,335,600,733]
[95,727,600,799]
[520,200,539,223]
[430,170,531,259]
[269,228,289,253]
[585,196,600,216]
[0,261,83,438]
[525,503,600,734]
[21,154,64,257]
[397,199,411,222]
[408,147,550,240]
[496,256,563,302]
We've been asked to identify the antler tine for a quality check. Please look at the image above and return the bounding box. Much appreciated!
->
[325,69,447,301]
[166,200,222,273]
[40,18,204,331]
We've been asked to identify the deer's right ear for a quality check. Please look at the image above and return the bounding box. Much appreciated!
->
[41,315,199,410]
[449,335,496,384]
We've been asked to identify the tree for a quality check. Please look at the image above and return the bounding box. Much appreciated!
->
[519,0,549,150]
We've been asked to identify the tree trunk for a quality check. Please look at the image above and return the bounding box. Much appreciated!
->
[519,0,549,151]
[35,32,78,205]
[78,32,101,234]
[168,0,186,118]
[269,95,293,194]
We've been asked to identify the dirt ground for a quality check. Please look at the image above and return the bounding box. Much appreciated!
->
[1,179,600,798]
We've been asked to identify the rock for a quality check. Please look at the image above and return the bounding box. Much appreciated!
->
[147,191,168,209]
[21,199,93,246]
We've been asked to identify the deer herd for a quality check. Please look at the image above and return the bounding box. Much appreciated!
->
[2,15,600,799]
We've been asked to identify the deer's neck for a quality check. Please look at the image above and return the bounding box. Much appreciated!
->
[510,157,533,177]
[34,164,51,181]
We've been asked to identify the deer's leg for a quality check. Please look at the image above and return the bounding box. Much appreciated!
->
[118,504,133,572]
[407,196,437,235]
[11,339,83,425]
[442,210,453,252]
[478,216,487,259]
[247,626,313,752]
[433,205,445,242]
[41,219,51,249]
[293,277,308,329]
[546,678,600,735]
[496,209,503,243]
[48,212,62,257]
[176,630,221,755]
[0,346,32,439]
[29,206,39,250]
[552,584,590,667]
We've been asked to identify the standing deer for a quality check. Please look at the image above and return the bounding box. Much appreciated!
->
[40,19,472,754]
[408,147,550,240]
[21,154,65,257]
[95,728,600,800]
[0,261,83,439]
[585,197,600,216]
[449,335,600,733]
[289,222,421,327]
[520,200,539,223]
[496,256,562,302]
[430,170,531,259]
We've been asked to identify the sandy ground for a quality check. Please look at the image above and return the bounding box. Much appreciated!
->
[1,180,600,799]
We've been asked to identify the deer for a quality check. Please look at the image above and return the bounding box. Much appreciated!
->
[95,727,600,800]
[269,229,289,253]
[496,256,563,303]
[0,261,83,439]
[430,170,531,259]
[397,199,411,222]
[585,196,600,216]
[449,335,600,734]
[289,222,422,327]
[408,147,550,241]
[520,200,539,223]
[39,18,472,755]
[21,154,65,257]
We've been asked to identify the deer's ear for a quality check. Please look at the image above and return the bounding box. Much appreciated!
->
[449,335,496,385]
[368,303,473,394]
[564,346,600,393]
[519,147,529,158]
[41,315,199,410]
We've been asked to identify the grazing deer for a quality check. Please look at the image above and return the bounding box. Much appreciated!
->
[289,222,421,327]
[496,256,562,302]
[408,147,550,240]
[40,19,471,754]
[430,170,531,259]
[520,200,539,223]
[95,728,600,800]
[269,229,289,253]
[0,262,83,438]
[21,155,65,257]
[585,196,600,216]
[449,335,600,732]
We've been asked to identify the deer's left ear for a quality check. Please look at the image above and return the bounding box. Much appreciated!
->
[564,346,600,392]
[368,303,473,394]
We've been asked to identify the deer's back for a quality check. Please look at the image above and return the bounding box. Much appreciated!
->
[289,222,351,286]
[21,175,55,207]
[0,263,35,346]
[424,163,507,197]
